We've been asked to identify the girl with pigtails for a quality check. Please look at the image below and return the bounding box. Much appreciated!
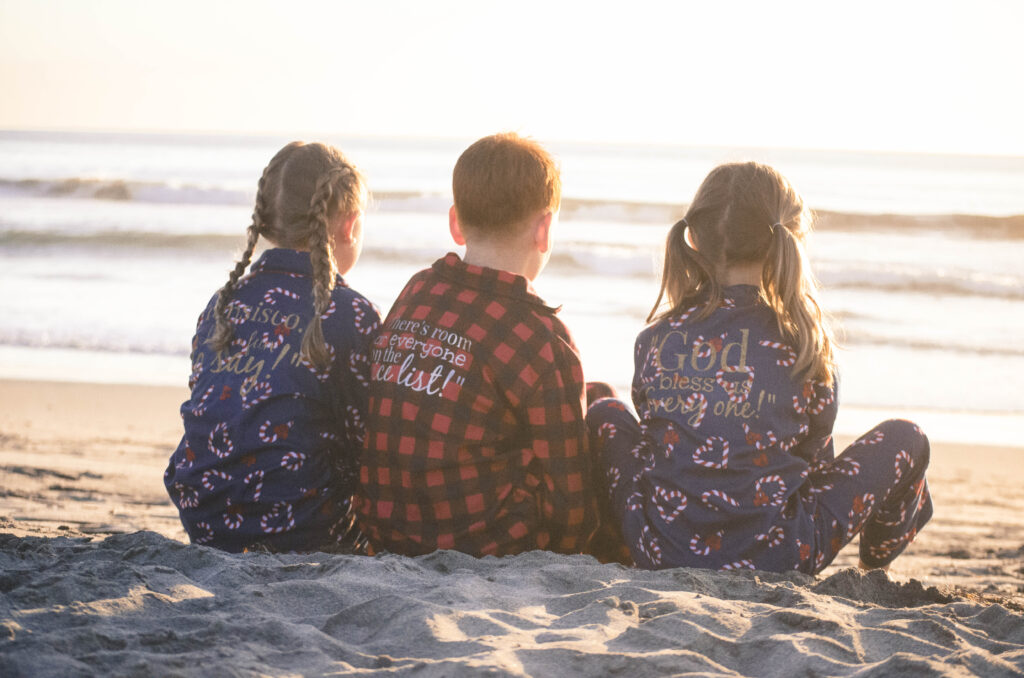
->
[165,142,381,553]
[588,162,932,573]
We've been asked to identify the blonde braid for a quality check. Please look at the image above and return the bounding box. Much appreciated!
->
[206,187,267,353]
[206,145,301,353]
[300,172,341,368]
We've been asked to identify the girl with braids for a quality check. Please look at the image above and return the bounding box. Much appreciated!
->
[588,162,932,573]
[164,141,380,553]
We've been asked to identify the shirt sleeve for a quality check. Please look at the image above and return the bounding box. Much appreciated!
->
[331,295,382,459]
[631,329,653,419]
[520,328,598,554]
[792,373,839,465]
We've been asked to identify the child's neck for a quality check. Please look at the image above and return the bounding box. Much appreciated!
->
[722,261,763,287]
[462,243,539,281]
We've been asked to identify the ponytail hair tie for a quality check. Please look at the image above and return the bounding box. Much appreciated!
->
[770,222,783,235]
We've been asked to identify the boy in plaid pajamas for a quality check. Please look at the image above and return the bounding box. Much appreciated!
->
[356,133,599,557]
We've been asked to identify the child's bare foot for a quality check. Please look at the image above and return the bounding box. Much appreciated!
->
[858,559,890,573]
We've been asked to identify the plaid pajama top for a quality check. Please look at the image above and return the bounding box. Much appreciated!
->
[356,253,597,557]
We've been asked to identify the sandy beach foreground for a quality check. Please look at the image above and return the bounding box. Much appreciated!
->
[2,378,1023,676]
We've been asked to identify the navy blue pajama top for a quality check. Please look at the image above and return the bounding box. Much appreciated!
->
[627,285,838,570]
[164,248,380,552]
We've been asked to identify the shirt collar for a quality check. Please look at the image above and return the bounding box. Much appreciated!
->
[249,248,348,288]
[432,252,560,313]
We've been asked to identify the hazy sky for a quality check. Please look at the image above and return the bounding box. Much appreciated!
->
[2,0,1022,155]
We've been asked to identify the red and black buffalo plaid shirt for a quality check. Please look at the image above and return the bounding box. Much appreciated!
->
[356,253,597,557]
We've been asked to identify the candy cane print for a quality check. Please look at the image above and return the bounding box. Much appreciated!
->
[642,344,663,378]
[241,379,272,409]
[867,528,917,561]
[243,470,264,502]
[223,502,244,530]
[668,304,701,328]
[742,422,777,451]
[716,366,756,404]
[260,330,285,350]
[753,474,787,507]
[606,466,621,491]
[349,351,370,388]
[831,458,862,477]
[852,430,885,447]
[598,422,617,440]
[719,560,755,571]
[625,491,645,513]
[225,299,252,325]
[320,299,336,321]
[207,422,234,459]
[807,482,835,495]
[258,420,293,444]
[654,486,687,523]
[778,424,809,452]
[260,501,295,534]
[755,525,785,548]
[352,298,377,334]
[807,380,836,415]
[845,493,876,538]
[689,530,724,556]
[758,340,796,367]
[190,384,216,417]
[193,521,214,544]
[639,524,662,567]
[189,357,204,390]
[693,436,730,469]
[876,505,907,527]
[173,483,199,509]
[720,297,736,309]
[263,286,301,305]
[792,379,816,414]
[701,489,740,511]
[893,449,913,483]
[692,333,727,361]
[281,451,306,471]
[301,343,336,382]
[683,392,708,427]
[201,469,231,491]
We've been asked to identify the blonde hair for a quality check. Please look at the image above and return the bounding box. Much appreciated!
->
[452,132,561,234]
[207,141,365,367]
[650,162,835,385]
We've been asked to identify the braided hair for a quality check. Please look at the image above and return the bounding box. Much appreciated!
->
[206,142,365,368]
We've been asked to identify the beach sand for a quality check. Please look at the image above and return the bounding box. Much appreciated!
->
[1,378,1023,676]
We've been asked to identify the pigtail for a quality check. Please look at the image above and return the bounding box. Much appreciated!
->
[206,186,267,353]
[300,173,341,369]
[762,223,835,386]
[648,218,717,323]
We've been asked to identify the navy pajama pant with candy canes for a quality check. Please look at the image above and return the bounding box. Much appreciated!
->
[589,401,933,573]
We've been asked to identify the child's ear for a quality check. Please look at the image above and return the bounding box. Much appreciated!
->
[332,211,360,244]
[449,205,467,246]
[533,210,553,254]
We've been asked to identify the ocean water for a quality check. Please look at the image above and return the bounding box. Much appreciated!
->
[1,130,1022,445]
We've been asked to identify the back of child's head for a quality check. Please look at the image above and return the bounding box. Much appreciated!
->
[652,161,835,384]
[207,141,366,367]
[452,132,561,236]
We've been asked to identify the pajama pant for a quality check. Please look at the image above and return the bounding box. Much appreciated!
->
[587,400,933,572]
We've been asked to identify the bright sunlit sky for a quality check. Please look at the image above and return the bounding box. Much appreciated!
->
[2,0,1022,155]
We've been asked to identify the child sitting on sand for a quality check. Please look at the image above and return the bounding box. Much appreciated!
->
[356,132,599,557]
[164,142,380,553]
[588,162,932,573]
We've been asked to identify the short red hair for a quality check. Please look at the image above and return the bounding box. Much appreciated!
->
[452,133,561,234]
